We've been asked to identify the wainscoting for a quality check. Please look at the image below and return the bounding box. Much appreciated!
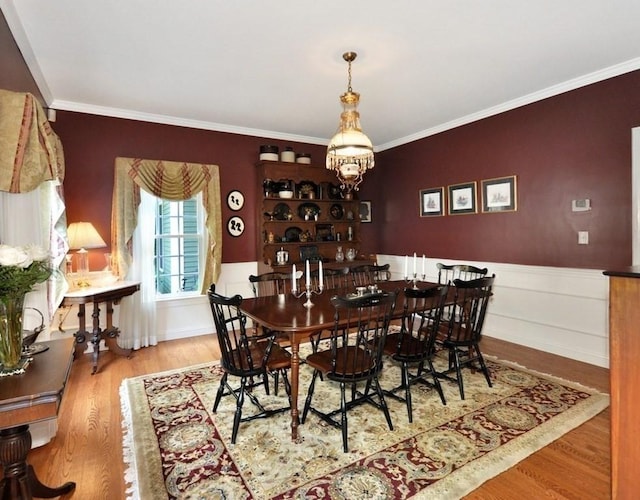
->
[379,255,609,368]
[46,258,609,369]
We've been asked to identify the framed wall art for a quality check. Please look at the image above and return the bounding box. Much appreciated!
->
[448,182,477,215]
[226,190,244,211]
[482,175,517,213]
[420,187,444,217]
[359,201,372,223]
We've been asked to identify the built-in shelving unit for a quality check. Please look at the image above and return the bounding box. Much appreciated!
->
[256,161,370,273]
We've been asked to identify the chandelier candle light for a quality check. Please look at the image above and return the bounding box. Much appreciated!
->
[291,260,324,308]
[326,51,375,197]
[404,253,426,289]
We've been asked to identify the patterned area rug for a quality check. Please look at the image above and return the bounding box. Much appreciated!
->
[120,345,608,499]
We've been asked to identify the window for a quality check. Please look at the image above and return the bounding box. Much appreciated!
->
[152,193,206,296]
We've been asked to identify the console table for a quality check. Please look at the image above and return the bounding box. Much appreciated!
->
[62,281,140,374]
[0,338,75,499]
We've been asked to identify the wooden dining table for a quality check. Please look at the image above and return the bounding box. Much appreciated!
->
[239,279,439,441]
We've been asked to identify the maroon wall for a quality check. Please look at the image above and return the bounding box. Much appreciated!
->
[3,11,639,270]
[0,10,44,105]
[360,71,640,269]
[51,112,327,267]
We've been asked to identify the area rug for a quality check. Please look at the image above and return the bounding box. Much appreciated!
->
[120,346,609,500]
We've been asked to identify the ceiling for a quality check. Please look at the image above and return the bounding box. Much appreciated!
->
[3,1,640,151]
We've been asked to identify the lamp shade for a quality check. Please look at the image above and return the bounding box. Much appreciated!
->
[67,222,106,250]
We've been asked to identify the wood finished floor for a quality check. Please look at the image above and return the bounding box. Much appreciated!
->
[25,335,610,499]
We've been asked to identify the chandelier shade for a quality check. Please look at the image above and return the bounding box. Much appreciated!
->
[326,52,375,193]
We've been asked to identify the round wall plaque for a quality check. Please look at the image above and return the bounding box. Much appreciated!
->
[227,216,245,237]
[227,190,245,211]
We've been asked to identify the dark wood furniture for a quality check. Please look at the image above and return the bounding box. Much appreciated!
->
[603,267,640,499]
[0,338,75,499]
[437,275,495,400]
[382,285,449,422]
[256,160,369,273]
[302,291,397,452]
[239,279,431,440]
[62,281,140,374]
[207,287,291,444]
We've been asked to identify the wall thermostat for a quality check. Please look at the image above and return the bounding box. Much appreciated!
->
[571,199,591,212]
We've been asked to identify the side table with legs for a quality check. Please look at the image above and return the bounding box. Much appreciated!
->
[62,281,140,374]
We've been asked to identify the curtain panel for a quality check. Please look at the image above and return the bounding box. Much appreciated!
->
[111,157,222,292]
[0,89,65,193]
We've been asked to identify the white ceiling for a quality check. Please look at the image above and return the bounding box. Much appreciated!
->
[3,1,640,151]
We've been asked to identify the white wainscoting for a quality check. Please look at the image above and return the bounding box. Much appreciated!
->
[45,258,609,368]
[378,255,609,368]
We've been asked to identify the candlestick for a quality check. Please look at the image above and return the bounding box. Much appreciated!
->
[305,260,310,287]
[291,265,324,308]
[413,252,417,275]
[404,255,408,278]
[319,260,323,288]
[422,254,426,276]
[291,264,297,293]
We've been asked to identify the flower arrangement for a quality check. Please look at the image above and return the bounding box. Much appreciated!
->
[0,244,52,299]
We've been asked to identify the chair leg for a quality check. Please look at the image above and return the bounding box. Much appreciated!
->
[402,363,413,423]
[301,370,319,424]
[373,376,394,431]
[231,378,247,444]
[452,349,465,400]
[340,382,348,453]
[427,358,447,405]
[213,373,227,412]
[474,345,493,388]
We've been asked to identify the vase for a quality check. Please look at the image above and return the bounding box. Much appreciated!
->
[0,294,26,370]
[335,246,344,262]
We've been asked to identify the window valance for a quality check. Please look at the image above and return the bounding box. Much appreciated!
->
[112,157,222,292]
[0,89,64,193]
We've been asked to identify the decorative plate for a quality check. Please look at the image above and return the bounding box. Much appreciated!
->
[273,203,292,221]
[284,226,302,242]
[227,216,244,237]
[298,203,321,220]
[327,183,343,200]
[297,180,318,198]
[330,203,344,220]
[226,190,244,211]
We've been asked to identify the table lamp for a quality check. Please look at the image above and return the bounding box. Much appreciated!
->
[67,221,107,286]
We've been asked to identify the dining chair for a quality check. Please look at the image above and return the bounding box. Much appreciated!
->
[436,263,488,284]
[311,266,350,291]
[382,285,449,422]
[207,285,291,444]
[436,275,495,400]
[349,264,374,287]
[370,263,391,282]
[248,272,296,393]
[301,291,397,452]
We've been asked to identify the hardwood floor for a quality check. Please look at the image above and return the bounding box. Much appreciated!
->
[24,335,610,499]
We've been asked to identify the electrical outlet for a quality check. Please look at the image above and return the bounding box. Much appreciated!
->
[578,231,589,245]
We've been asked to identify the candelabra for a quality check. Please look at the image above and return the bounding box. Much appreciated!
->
[292,283,324,308]
[405,273,426,290]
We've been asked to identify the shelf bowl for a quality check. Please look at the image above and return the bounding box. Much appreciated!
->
[279,190,294,199]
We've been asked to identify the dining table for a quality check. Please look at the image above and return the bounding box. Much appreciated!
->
[239,279,440,441]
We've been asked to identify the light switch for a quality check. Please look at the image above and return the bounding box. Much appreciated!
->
[578,231,589,245]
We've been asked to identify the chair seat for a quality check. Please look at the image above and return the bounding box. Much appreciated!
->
[307,346,376,378]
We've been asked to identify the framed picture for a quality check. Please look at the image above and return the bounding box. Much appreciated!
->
[314,223,335,241]
[359,201,372,223]
[448,182,477,215]
[420,187,444,217]
[226,189,244,211]
[482,175,517,212]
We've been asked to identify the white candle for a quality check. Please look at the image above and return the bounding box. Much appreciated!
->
[404,255,408,278]
[292,264,297,293]
[319,260,324,288]
[422,254,426,276]
[413,253,417,275]
[305,260,310,288]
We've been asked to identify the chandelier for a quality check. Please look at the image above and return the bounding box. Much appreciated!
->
[326,51,375,195]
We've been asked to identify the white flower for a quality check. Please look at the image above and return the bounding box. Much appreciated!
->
[23,244,50,263]
[0,244,31,268]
